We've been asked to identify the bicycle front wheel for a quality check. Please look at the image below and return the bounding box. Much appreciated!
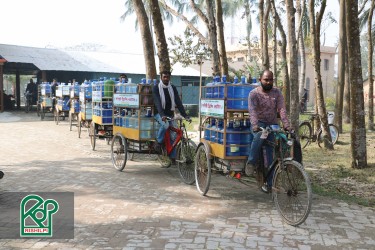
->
[194,143,211,196]
[177,139,197,185]
[272,160,312,226]
[298,122,312,149]
[111,134,127,171]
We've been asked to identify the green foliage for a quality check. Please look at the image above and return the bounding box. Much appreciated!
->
[325,96,335,109]
[168,29,210,68]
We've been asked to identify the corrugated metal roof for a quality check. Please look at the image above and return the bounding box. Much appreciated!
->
[0,44,93,71]
[0,44,207,76]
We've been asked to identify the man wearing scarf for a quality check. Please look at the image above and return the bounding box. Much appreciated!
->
[152,70,190,158]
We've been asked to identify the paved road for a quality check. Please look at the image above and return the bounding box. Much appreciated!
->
[0,111,374,249]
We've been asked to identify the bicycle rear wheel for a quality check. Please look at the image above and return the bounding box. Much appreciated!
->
[176,139,197,185]
[157,146,171,168]
[272,160,312,226]
[317,124,339,148]
[111,134,127,171]
[298,122,312,149]
[194,143,211,196]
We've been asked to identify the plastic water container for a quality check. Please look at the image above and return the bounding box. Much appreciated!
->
[328,112,335,124]
[73,83,80,96]
[232,84,256,110]
[217,119,224,144]
[240,119,252,155]
[204,120,211,141]
[241,75,246,84]
[205,82,214,99]
[74,99,80,112]
[226,120,241,156]
[140,118,152,138]
[233,76,238,84]
[130,83,138,93]
[104,79,114,97]
[210,119,217,142]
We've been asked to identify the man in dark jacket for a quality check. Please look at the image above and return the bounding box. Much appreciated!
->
[152,71,190,158]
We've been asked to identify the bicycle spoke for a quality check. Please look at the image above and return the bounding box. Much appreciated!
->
[273,161,312,226]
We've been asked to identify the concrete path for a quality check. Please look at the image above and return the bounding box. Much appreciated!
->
[0,111,374,249]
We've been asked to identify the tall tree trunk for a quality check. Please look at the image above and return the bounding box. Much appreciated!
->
[346,0,367,168]
[297,0,306,101]
[205,0,220,76]
[273,11,277,84]
[286,0,299,130]
[344,50,351,123]
[271,0,290,111]
[132,0,157,79]
[334,0,347,133]
[309,0,333,149]
[215,0,228,76]
[262,2,271,70]
[259,0,264,67]
[149,0,170,74]
[244,0,252,62]
[368,0,375,130]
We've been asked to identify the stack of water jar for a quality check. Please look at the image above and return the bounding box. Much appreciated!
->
[79,81,93,121]
[201,75,256,157]
[112,77,160,146]
[92,78,114,125]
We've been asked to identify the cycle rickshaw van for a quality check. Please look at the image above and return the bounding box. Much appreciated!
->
[110,78,197,184]
[77,81,93,138]
[89,78,114,150]
[68,82,81,131]
[39,82,54,120]
[195,76,312,226]
[54,84,70,125]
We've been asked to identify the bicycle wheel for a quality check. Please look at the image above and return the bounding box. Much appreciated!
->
[89,121,96,151]
[54,109,58,125]
[69,112,73,131]
[298,122,312,149]
[41,107,45,120]
[157,146,171,168]
[25,100,31,113]
[36,103,41,117]
[317,124,339,148]
[194,143,211,196]
[111,134,127,171]
[272,160,312,226]
[77,114,82,138]
[176,139,197,185]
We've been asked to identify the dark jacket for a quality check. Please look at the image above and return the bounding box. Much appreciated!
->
[152,84,187,118]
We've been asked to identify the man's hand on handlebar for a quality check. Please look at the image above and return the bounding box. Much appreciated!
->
[184,116,192,123]
[252,125,261,132]
[284,127,296,138]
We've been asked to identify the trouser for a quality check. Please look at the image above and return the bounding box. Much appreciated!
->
[247,122,275,187]
[154,114,177,158]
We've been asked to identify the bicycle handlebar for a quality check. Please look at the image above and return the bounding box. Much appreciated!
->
[166,115,192,123]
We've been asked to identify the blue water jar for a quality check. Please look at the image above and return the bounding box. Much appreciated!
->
[226,120,241,156]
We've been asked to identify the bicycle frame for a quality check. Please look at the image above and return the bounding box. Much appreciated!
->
[261,128,294,181]
[164,125,183,155]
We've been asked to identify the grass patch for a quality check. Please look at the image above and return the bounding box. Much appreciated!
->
[311,183,375,207]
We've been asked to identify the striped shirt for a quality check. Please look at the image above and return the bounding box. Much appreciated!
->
[248,87,290,128]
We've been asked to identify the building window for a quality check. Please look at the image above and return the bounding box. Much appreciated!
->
[324,59,329,71]
[238,57,244,62]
